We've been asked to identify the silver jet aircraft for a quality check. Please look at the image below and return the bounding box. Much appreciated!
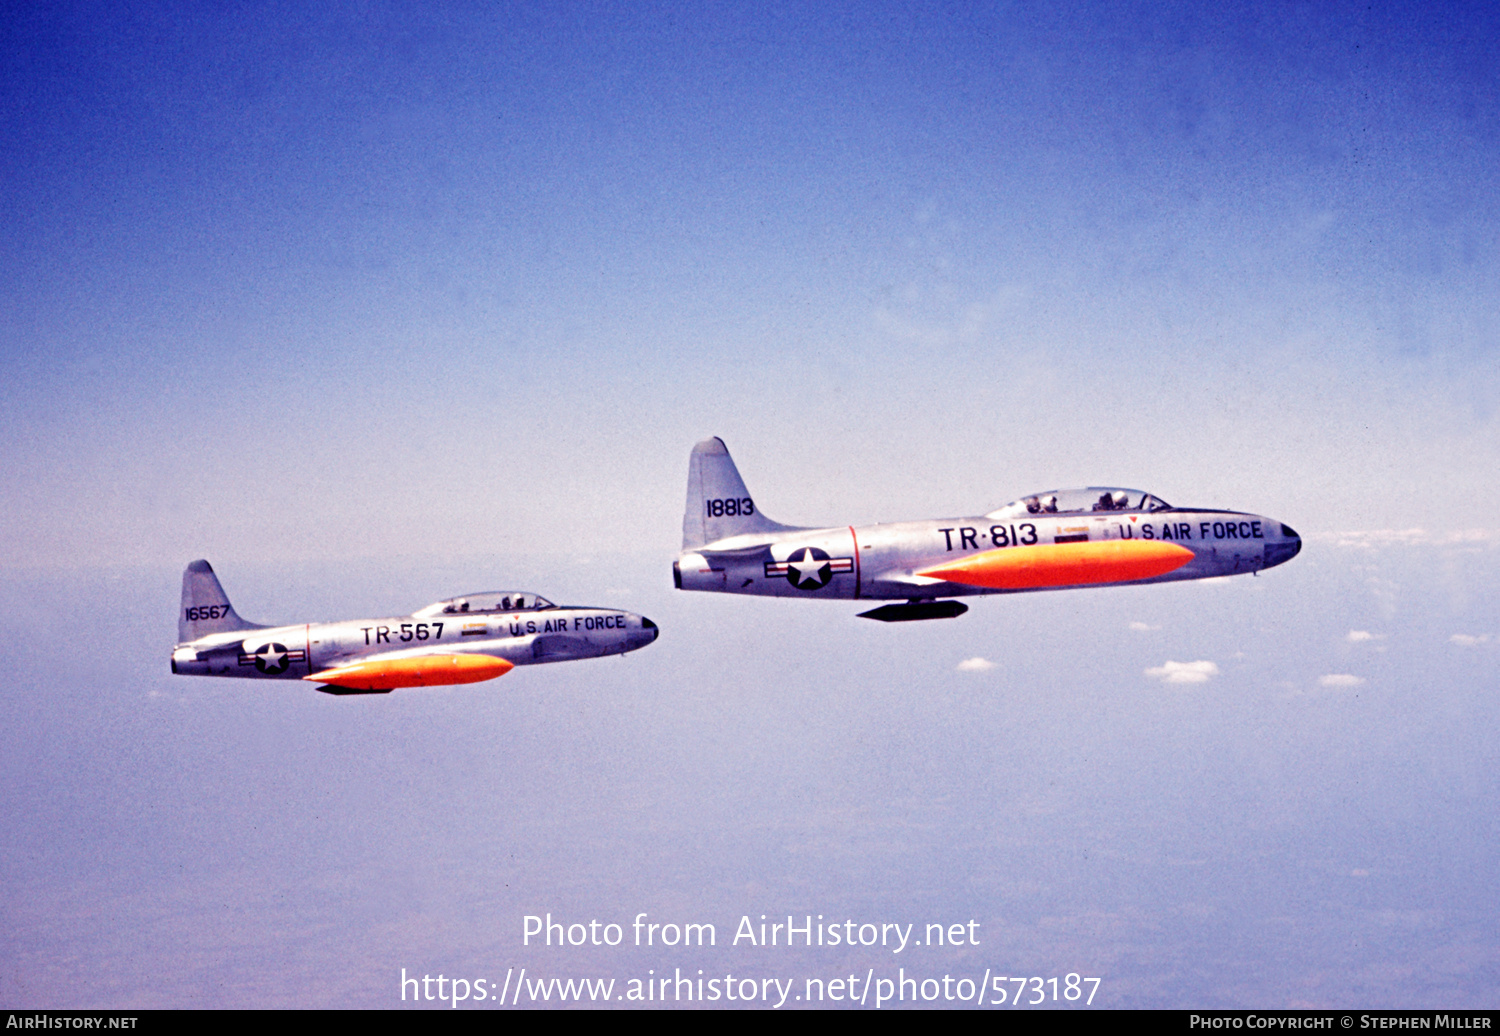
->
[172,560,659,693]
[674,438,1301,621]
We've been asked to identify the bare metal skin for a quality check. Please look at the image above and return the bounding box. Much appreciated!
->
[172,562,658,693]
[672,438,1300,621]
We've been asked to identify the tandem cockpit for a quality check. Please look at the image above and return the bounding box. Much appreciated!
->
[985,487,1173,519]
[412,592,557,617]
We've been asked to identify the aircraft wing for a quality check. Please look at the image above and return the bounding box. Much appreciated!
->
[863,569,948,590]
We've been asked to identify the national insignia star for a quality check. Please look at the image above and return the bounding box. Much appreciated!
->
[788,549,830,589]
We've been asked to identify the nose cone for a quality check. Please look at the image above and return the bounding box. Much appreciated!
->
[627,616,659,651]
[1263,522,1302,570]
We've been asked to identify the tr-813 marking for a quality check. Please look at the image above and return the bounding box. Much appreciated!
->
[706,497,754,518]
[939,524,1038,551]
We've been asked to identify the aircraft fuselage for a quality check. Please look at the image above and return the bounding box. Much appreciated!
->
[173,606,656,681]
[673,438,1301,617]
[172,563,658,692]
[677,509,1299,600]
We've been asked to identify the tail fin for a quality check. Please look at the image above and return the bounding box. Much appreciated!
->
[682,438,801,549]
[178,560,264,643]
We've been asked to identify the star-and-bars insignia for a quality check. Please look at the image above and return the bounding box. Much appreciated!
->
[765,546,854,591]
[238,642,307,675]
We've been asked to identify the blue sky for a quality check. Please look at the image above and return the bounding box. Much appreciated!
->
[2,0,1497,1008]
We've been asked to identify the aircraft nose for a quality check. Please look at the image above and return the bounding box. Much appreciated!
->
[628,616,659,650]
[1263,522,1302,570]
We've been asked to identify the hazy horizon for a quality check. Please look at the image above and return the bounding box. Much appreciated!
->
[3,0,1497,1009]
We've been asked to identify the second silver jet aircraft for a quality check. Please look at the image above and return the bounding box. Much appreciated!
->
[172,561,658,693]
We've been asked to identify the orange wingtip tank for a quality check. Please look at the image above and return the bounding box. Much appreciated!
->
[918,539,1194,590]
[305,654,515,691]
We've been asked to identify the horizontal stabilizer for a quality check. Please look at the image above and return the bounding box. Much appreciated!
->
[697,543,775,563]
[306,654,514,691]
[919,540,1193,590]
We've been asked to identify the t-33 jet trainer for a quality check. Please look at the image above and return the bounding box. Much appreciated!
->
[171,561,659,694]
[674,438,1301,621]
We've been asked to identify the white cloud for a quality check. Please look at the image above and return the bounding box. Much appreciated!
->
[1346,630,1377,642]
[1129,621,1161,632]
[1319,674,1366,688]
[956,657,996,672]
[1145,660,1220,684]
[1449,634,1492,647]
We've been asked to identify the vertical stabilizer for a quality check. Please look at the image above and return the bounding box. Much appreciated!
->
[178,560,264,643]
[681,438,801,549]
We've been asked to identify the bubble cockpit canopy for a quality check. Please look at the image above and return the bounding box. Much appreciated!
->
[986,487,1172,520]
[412,592,556,618]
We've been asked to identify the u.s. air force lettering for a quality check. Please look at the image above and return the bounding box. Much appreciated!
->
[674,438,1301,622]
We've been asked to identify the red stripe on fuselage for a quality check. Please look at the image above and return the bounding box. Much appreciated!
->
[849,526,862,599]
